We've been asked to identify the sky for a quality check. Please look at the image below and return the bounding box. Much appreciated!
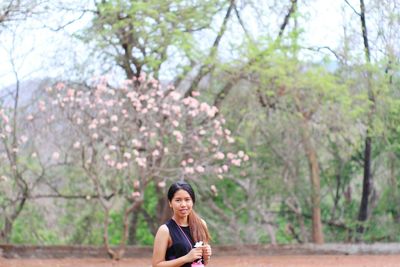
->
[0,0,351,92]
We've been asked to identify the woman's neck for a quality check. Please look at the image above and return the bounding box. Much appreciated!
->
[172,215,188,226]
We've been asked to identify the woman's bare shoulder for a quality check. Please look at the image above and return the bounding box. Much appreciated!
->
[157,224,170,234]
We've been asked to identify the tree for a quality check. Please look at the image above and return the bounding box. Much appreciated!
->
[41,74,247,258]
[82,0,227,80]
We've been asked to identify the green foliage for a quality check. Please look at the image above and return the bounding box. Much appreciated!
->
[10,204,59,245]
[136,213,155,245]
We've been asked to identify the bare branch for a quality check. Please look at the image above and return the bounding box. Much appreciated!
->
[278,0,298,38]
[233,2,252,40]
[304,46,343,61]
[184,0,235,97]
[344,0,361,16]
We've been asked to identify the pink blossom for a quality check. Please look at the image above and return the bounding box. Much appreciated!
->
[109,145,116,151]
[199,130,206,136]
[192,91,200,97]
[73,141,81,149]
[188,158,194,163]
[210,185,218,196]
[207,106,218,117]
[214,152,225,160]
[152,150,160,157]
[111,126,119,132]
[231,159,242,166]
[170,105,181,114]
[172,120,179,127]
[195,166,205,173]
[20,135,28,143]
[52,152,60,160]
[110,115,118,122]
[92,133,99,139]
[184,167,194,174]
[188,110,199,117]
[222,165,229,172]
[169,91,181,101]
[38,101,46,112]
[139,94,148,101]
[124,152,131,159]
[105,100,114,107]
[226,136,235,143]
[135,157,147,167]
[243,155,250,161]
[88,123,97,130]
[26,114,34,121]
[199,102,209,113]
[104,154,111,161]
[132,191,141,198]
[67,89,75,97]
[158,181,166,188]
[133,180,140,189]
[132,139,142,147]
[238,151,245,158]
[56,82,65,90]
[173,130,183,144]
[227,153,235,160]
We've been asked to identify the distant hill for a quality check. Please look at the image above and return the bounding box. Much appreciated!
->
[0,78,53,107]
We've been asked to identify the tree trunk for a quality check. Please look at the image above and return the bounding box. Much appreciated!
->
[305,139,324,244]
[357,136,372,234]
[298,122,324,243]
[356,0,375,237]
[128,206,142,245]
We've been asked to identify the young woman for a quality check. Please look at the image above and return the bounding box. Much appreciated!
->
[152,181,212,267]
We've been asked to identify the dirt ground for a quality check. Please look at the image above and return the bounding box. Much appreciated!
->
[1,255,400,267]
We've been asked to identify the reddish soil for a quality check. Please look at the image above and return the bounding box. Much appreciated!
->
[1,255,400,267]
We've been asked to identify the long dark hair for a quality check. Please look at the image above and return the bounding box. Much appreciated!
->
[168,181,211,243]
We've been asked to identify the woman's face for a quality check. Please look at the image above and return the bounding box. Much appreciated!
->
[170,189,193,218]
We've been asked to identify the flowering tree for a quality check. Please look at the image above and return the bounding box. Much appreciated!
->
[42,74,248,259]
[0,85,56,242]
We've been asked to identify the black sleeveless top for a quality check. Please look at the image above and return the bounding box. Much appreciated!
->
[165,219,194,267]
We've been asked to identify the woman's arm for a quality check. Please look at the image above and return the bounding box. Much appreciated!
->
[152,225,203,267]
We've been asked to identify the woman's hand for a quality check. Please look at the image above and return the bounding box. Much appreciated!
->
[202,244,212,261]
[185,247,204,262]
